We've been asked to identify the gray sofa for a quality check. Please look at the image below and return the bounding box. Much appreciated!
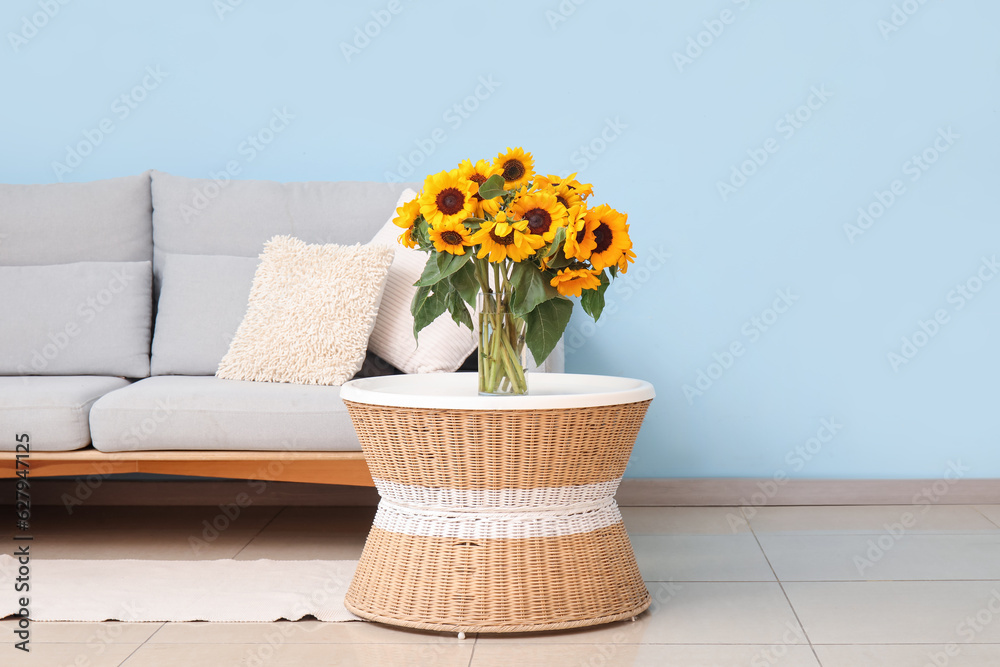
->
[0,171,563,468]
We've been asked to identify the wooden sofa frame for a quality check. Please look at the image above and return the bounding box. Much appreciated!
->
[0,448,374,486]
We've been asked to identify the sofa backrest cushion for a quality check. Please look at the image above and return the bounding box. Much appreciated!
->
[0,261,152,377]
[0,173,152,266]
[150,170,417,286]
[150,253,259,376]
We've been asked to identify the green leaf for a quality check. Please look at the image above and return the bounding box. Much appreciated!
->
[414,250,472,287]
[478,174,505,200]
[580,271,611,321]
[543,247,574,270]
[543,227,567,259]
[411,285,449,339]
[523,297,573,366]
[449,260,480,306]
[447,289,474,330]
[509,261,559,317]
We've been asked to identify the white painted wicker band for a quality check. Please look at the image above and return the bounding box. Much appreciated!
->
[372,478,623,509]
[373,496,622,540]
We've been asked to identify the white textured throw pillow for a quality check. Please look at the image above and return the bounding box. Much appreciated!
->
[216,236,395,386]
[367,189,478,373]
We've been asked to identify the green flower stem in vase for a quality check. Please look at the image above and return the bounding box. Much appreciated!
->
[477,290,527,396]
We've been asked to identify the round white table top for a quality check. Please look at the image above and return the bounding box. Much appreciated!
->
[340,372,655,410]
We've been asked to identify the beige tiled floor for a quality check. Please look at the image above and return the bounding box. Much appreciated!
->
[4,504,1000,666]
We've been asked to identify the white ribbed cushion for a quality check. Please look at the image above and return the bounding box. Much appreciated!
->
[216,236,394,386]
[366,189,477,374]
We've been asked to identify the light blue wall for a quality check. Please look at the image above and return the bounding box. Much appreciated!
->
[3,1,998,479]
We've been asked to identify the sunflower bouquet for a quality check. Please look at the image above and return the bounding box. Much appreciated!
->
[393,147,635,395]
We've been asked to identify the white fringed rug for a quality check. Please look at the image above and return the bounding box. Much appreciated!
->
[0,556,360,622]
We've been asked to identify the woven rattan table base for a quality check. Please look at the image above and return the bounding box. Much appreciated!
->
[342,397,653,633]
[345,522,651,633]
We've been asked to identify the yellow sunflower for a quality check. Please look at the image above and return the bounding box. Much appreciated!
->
[458,158,502,218]
[494,147,535,191]
[580,204,632,271]
[534,173,594,205]
[550,267,602,297]
[419,169,477,228]
[617,247,637,273]
[508,190,568,243]
[392,197,421,229]
[562,204,591,260]
[470,211,545,263]
[397,227,417,249]
[428,219,472,256]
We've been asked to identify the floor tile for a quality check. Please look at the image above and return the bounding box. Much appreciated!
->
[632,534,775,581]
[149,619,469,644]
[471,643,821,667]
[784,581,1000,644]
[746,505,998,534]
[4,642,140,667]
[0,620,161,644]
[234,531,368,560]
[760,533,1000,581]
[620,506,750,535]
[477,582,806,645]
[120,641,474,666]
[815,644,1000,666]
[976,506,1000,528]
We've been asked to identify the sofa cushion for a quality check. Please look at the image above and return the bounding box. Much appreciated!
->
[150,170,418,285]
[0,173,152,266]
[0,261,152,377]
[216,236,394,386]
[151,254,259,376]
[89,376,359,452]
[0,376,130,451]
[366,189,478,374]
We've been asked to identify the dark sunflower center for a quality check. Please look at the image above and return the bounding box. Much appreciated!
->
[525,208,552,235]
[440,230,464,245]
[576,229,586,243]
[502,159,525,182]
[489,228,515,246]
[557,195,569,208]
[469,173,486,201]
[436,188,465,215]
[593,223,613,254]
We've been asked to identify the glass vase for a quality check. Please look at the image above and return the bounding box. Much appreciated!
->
[477,292,528,396]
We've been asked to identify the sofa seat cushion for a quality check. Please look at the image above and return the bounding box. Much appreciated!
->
[89,376,360,453]
[0,376,130,451]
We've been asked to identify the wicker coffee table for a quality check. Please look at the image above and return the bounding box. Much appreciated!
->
[340,372,655,634]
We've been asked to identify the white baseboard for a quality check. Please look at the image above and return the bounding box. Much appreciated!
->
[3,477,998,507]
